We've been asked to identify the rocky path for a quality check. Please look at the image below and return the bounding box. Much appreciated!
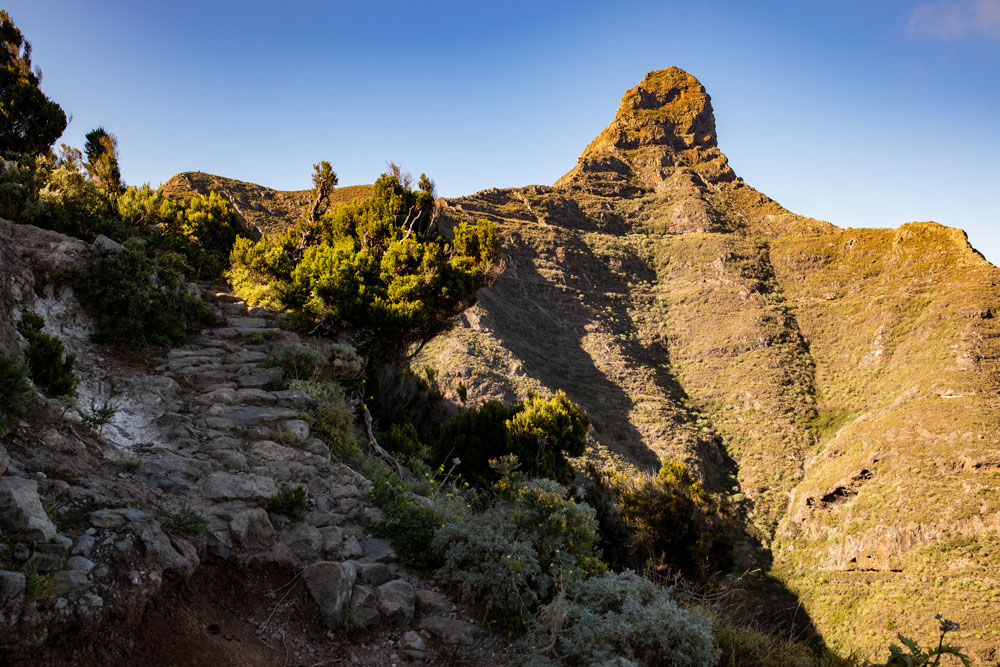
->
[1,284,512,665]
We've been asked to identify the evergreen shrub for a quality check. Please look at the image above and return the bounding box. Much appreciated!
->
[0,347,30,434]
[74,246,211,347]
[16,311,76,396]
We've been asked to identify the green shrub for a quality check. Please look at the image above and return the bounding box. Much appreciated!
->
[505,390,589,484]
[288,378,361,461]
[267,485,308,519]
[433,456,604,626]
[74,246,212,347]
[156,190,244,278]
[616,458,734,579]
[165,504,209,539]
[368,465,442,568]
[379,422,426,458]
[80,396,118,435]
[272,343,327,382]
[0,347,30,434]
[432,391,589,487]
[433,399,519,487]
[16,311,76,397]
[529,571,720,667]
[228,171,499,361]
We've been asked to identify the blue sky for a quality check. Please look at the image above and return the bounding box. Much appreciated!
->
[7,1,1000,263]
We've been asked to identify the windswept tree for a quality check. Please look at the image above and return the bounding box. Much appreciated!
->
[84,127,124,193]
[307,160,338,222]
[0,10,67,155]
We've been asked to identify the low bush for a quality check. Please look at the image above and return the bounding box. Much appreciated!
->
[368,465,442,568]
[288,378,361,461]
[0,347,30,434]
[16,312,76,397]
[379,421,426,459]
[165,504,209,539]
[614,458,735,579]
[529,570,720,667]
[74,246,212,347]
[433,456,604,627]
[432,391,589,487]
[272,343,327,382]
[267,485,308,519]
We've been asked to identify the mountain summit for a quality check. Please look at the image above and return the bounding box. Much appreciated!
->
[556,67,735,196]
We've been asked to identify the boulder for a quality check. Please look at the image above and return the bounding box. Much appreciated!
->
[51,570,90,594]
[201,472,277,501]
[303,561,357,629]
[0,570,26,607]
[285,524,322,559]
[348,584,381,629]
[415,588,452,617]
[228,509,275,550]
[357,562,394,587]
[91,234,124,256]
[419,615,487,647]
[0,477,57,541]
[375,578,415,623]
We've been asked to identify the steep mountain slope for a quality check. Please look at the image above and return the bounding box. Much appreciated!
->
[417,68,1000,657]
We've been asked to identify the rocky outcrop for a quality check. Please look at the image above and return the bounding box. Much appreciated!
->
[555,67,736,196]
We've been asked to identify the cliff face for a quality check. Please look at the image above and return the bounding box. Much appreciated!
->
[418,68,1000,656]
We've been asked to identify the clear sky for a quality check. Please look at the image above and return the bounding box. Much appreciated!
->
[7,1,1000,263]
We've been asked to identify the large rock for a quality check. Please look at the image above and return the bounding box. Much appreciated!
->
[228,508,275,550]
[348,584,381,630]
[0,477,57,541]
[375,578,414,623]
[419,615,487,647]
[302,561,357,628]
[0,570,26,607]
[200,472,277,501]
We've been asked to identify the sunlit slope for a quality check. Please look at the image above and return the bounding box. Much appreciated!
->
[768,221,1000,654]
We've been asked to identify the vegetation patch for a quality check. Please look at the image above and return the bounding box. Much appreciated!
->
[74,246,212,347]
[0,347,30,435]
[16,311,76,397]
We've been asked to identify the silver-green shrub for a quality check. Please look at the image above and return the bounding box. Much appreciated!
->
[432,457,604,627]
[531,570,719,667]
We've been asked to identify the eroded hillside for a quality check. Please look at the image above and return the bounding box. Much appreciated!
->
[416,68,1000,657]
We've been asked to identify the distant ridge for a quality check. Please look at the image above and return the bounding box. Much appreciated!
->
[161,171,373,237]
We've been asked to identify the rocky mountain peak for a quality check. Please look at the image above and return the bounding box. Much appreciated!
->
[555,67,736,196]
